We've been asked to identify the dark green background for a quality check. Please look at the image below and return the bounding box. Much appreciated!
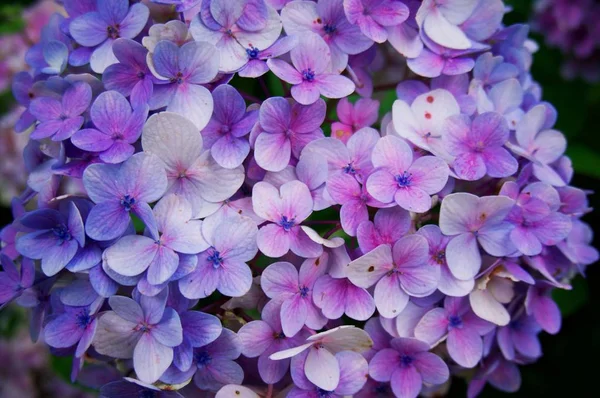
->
[0,0,598,396]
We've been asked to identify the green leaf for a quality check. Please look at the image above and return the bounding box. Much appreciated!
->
[553,276,589,317]
[566,144,600,179]
[0,5,25,34]
[50,354,73,382]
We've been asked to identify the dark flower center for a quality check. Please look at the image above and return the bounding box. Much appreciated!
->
[75,309,92,328]
[434,250,445,265]
[195,350,212,366]
[400,354,414,366]
[207,248,224,268]
[120,195,136,211]
[448,315,463,328]
[279,215,296,231]
[273,331,286,340]
[474,140,485,152]
[317,388,333,398]
[299,285,309,298]
[246,46,260,59]
[107,25,120,39]
[323,24,336,34]
[59,114,68,121]
[395,171,412,188]
[302,68,316,82]
[137,71,146,79]
[52,224,72,243]
[343,162,356,174]
[170,71,185,85]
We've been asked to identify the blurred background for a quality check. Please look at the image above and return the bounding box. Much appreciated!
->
[0,0,598,397]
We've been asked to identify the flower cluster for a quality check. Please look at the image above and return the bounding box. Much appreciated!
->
[1,0,597,397]
[533,0,600,81]
[0,0,65,205]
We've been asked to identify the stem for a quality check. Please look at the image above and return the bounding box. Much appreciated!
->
[305,220,339,225]
[200,296,229,313]
[259,76,271,97]
[324,224,341,239]
[266,384,274,398]
[373,81,400,92]
[239,311,254,323]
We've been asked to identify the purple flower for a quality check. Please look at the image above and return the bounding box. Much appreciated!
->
[357,207,411,254]
[416,225,474,297]
[238,35,299,78]
[525,283,561,335]
[467,355,521,398]
[281,0,374,72]
[270,325,373,391]
[93,290,183,383]
[406,37,481,78]
[252,181,323,258]
[16,203,85,276]
[44,299,101,359]
[104,194,208,288]
[347,235,439,318]
[442,112,518,181]
[497,314,542,361]
[172,309,222,372]
[343,0,410,43]
[557,219,599,273]
[415,0,478,50]
[29,81,91,141]
[288,351,369,397]
[414,296,494,368]
[475,78,524,128]
[141,112,244,218]
[326,171,387,236]
[261,257,328,336]
[254,97,325,172]
[190,0,282,73]
[303,126,379,183]
[200,84,258,169]
[82,152,167,241]
[312,274,376,321]
[191,329,244,392]
[369,337,449,398]
[178,213,257,299]
[238,300,309,384]
[511,104,567,186]
[366,135,449,213]
[152,0,201,12]
[268,33,355,105]
[439,192,516,280]
[72,91,148,164]
[331,97,380,143]
[102,39,155,108]
[69,0,150,73]
[149,41,219,129]
[500,181,572,256]
[0,255,34,307]
[12,72,40,132]
[392,89,460,160]
[265,151,332,211]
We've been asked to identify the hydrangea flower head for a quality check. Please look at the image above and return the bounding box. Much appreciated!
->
[2,0,596,396]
